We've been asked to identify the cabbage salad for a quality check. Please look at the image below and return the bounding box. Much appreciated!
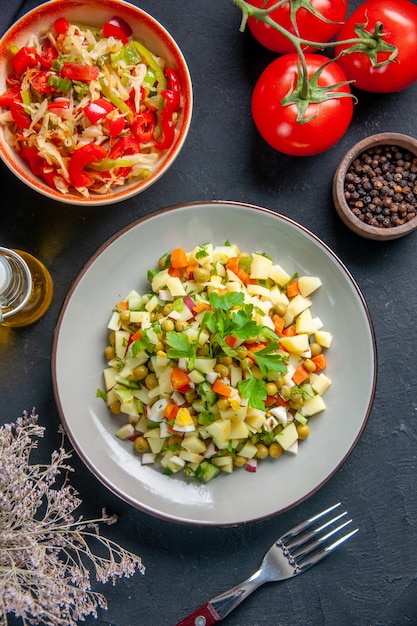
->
[0,16,181,197]
[97,242,333,483]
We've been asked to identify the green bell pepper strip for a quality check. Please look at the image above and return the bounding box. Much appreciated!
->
[99,77,133,122]
[133,41,166,92]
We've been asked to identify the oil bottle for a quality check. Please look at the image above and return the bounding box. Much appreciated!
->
[0,247,53,327]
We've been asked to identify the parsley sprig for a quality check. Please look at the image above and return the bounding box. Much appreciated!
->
[165,291,288,410]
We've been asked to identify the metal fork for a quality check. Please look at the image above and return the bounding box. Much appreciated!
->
[175,502,358,626]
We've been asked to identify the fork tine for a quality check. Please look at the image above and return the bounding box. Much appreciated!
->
[279,502,342,544]
[285,510,348,552]
[296,526,359,573]
[290,518,353,559]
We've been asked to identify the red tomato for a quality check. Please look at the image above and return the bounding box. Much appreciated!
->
[54,17,70,35]
[251,53,353,156]
[102,16,132,44]
[335,0,417,92]
[84,98,114,124]
[247,0,348,53]
[31,71,55,94]
[61,62,99,82]
[12,47,39,75]
[10,100,31,130]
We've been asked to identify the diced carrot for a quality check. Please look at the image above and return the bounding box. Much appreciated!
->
[193,301,212,314]
[225,335,238,348]
[286,279,300,298]
[292,364,310,385]
[170,247,188,269]
[264,395,278,407]
[168,266,182,278]
[117,301,128,310]
[226,257,251,285]
[171,366,191,390]
[163,403,180,420]
[311,353,327,371]
[184,264,199,279]
[212,378,232,397]
[272,314,285,335]
[281,325,297,336]
[130,329,142,342]
[246,342,267,353]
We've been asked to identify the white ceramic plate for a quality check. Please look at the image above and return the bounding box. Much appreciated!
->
[52,202,376,526]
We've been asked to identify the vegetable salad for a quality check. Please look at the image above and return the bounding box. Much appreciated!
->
[0,16,181,197]
[98,242,333,483]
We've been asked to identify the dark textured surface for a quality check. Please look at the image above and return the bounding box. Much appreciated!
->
[1,1,417,625]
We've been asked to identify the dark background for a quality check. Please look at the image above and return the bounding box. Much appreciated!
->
[1,1,417,624]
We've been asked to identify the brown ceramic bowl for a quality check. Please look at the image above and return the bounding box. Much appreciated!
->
[333,132,417,240]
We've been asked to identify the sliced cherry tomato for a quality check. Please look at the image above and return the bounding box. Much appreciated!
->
[12,47,39,75]
[31,71,55,94]
[61,62,100,82]
[54,17,70,35]
[102,16,132,44]
[251,53,353,156]
[10,100,31,130]
[335,0,417,93]
[131,112,156,143]
[84,98,115,124]
[0,86,21,107]
[247,0,348,53]
[68,142,107,188]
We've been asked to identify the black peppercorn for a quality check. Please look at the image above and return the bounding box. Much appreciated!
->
[343,145,417,228]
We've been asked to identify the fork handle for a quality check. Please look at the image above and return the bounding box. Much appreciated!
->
[175,602,221,625]
[175,569,264,625]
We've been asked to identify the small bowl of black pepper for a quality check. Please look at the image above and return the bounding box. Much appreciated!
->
[333,132,417,240]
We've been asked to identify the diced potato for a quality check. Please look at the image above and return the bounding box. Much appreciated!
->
[268,285,289,309]
[151,269,169,292]
[295,308,323,334]
[298,276,322,297]
[181,435,207,454]
[107,310,121,331]
[206,419,231,443]
[211,456,234,473]
[166,275,187,297]
[212,244,239,262]
[250,253,273,280]
[286,294,312,318]
[315,330,333,348]
[269,264,291,286]
[274,422,298,450]
[129,310,151,327]
[246,283,271,298]
[229,420,250,439]
[115,423,135,440]
[310,373,332,395]
[179,450,205,464]
[279,333,310,356]
[245,409,266,431]
[103,367,117,391]
[301,394,326,417]
[193,357,217,374]
[114,330,130,359]
[147,437,165,454]
[238,441,258,459]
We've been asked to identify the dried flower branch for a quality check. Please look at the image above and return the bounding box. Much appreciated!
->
[0,410,144,626]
